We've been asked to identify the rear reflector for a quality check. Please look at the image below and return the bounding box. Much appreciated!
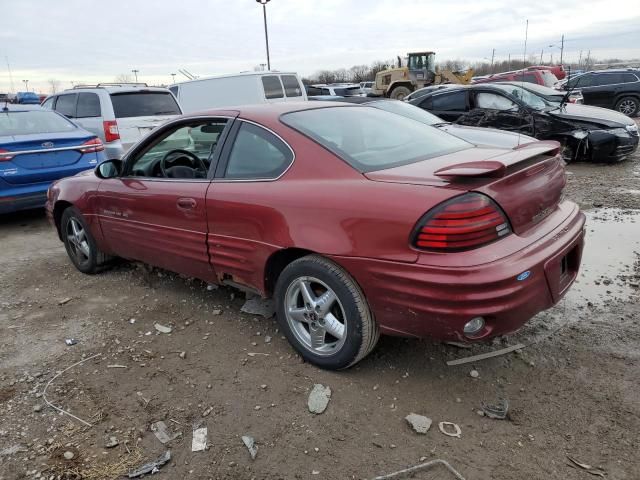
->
[78,137,105,154]
[412,193,512,252]
[103,120,120,143]
[0,148,14,162]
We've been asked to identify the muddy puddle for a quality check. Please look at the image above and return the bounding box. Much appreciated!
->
[565,208,639,307]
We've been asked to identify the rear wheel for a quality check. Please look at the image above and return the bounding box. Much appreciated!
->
[389,86,412,100]
[615,97,639,117]
[61,207,108,274]
[274,255,379,370]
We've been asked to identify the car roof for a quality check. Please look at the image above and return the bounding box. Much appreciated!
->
[1,104,43,112]
[60,85,173,94]
[188,101,355,119]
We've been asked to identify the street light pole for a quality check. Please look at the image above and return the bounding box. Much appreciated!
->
[131,69,139,82]
[171,73,176,84]
[256,0,271,71]
[560,34,564,65]
[22,79,28,91]
[490,48,495,73]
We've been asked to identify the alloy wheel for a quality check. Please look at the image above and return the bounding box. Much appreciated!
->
[66,218,91,263]
[284,276,347,356]
[617,99,636,116]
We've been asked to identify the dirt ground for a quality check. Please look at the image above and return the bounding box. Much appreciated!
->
[1,123,639,480]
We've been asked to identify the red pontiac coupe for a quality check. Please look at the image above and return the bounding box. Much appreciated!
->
[46,102,585,369]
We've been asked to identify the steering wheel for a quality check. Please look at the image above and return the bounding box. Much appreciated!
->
[159,149,208,178]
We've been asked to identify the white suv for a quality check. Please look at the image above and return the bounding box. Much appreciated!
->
[42,83,182,159]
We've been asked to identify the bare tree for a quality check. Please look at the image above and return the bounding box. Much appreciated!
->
[114,73,133,83]
[349,65,370,83]
[48,79,61,94]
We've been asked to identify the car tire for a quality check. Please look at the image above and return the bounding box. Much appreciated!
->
[61,207,109,274]
[615,97,639,117]
[389,86,412,100]
[274,255,379,370]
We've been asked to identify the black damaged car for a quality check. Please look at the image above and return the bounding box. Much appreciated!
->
[409,83,639,162]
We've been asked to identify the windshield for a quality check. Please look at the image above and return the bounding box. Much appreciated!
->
[0,110,77,136]
[490,85,549,110]
[110,91,181,118]
[281,106,471,173]
[333,86,361,96]
[369,100,442,125]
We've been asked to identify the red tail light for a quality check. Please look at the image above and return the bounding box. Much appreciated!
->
[79,137,105,154]
[0,149,14,162]
[412,193,512,252]
[103,120,120,142]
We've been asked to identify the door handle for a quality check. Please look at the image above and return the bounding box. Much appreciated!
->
[177,197,197,210]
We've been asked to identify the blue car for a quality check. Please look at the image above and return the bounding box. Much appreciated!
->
[15,92,41,105]
[0,104,105,214]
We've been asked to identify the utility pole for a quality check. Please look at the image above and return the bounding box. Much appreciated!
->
[490,48,495,73]
[256,0,271,71]
[578,50,583,69]
[560,34,564,65]
[170,73,176,84]
[508,53,511,71]
[22,79,29,91]
[131,69,139,82]
[540,49,544,64]
[5,56,15,93]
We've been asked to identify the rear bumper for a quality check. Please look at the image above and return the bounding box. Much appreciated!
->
[331,202,586,341]
[0,183,49,214]
[589,129,639,162]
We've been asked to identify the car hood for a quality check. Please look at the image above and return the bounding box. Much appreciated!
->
[547,103,634,128]
[437,124,536,149]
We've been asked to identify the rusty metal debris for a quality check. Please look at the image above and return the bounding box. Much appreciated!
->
[481,398,509,419]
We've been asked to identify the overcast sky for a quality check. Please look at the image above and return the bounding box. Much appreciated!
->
[2,0,640,93]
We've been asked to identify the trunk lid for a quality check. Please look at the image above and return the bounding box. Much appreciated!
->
[0,131,94,185]
[364,141,566,234]
[115,115,178,152]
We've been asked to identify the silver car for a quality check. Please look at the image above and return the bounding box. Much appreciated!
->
[42,83,182,159]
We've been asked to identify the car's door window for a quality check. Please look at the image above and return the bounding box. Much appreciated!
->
[593,73,623,86]
[622,73,639,83]
[569,74,593,88]
[41,97,55,109]
[431,91,467,111]
[261,75,284,99]
[281,75,303,97]
[476,92,519,111]
[55,94,78,118]
[127,120,228,178]
[76,93,101,118]
[225,122,292,180]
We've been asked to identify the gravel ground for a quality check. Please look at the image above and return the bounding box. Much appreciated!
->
[0,122,638,480]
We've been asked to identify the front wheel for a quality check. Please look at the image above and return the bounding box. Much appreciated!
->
[61,207,109,274]
[615,97,639,117]
[274,255,379,370]
[389,86,412,100]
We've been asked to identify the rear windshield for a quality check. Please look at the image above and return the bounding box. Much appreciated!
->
[0,110,77,136]
[368,100,442,125]
[281,106,470,173]
[333,86,361,96]
[110,92,181,118]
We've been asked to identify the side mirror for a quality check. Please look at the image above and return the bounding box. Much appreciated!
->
[95,159,123,179]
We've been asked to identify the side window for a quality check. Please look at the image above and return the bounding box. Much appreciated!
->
[261,75,284,99]
[305,86,322,96]
[593,73,622,86]
[225,122,292,180]
[76,93,101,118]
[281,75,303,97]
[514,73,538,84]
[622,73,639,83]
[419,97,433,109]
[431,91,467,111]
[41,97,55,109]
[321,88,331,95]
[55,94,78,118]
[570,74,593,88]
[169,85,179,97]
[128,120,227,177]
[476,92,518,111]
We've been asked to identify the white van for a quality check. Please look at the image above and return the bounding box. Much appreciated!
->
[169,72,307,113]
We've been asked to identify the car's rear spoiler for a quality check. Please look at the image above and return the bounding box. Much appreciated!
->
[434,141,560,178]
